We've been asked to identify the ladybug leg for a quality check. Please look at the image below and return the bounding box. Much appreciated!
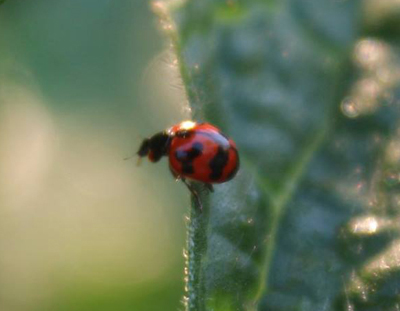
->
[204,183,214,193]
[169,166,181,182]
[181,178,203,211]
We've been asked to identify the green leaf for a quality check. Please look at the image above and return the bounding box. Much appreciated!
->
[155,0,400,310]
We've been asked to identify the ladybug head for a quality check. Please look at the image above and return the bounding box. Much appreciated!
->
[137,131,170,163]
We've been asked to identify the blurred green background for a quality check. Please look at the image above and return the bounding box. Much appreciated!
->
[0,1,190,310]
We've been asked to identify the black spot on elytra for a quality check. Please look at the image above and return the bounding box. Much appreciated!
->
[226,148,239,181]
[209,146,229,180]
[175,142,203,174]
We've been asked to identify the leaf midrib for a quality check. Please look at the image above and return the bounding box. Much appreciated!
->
[252,110,335,302]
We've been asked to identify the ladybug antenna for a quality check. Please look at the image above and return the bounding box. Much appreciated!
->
[124,138,150,163]
[124,154,136,161]
[123,153,143,167]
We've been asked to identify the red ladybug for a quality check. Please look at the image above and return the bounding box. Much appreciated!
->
[137,120,240,208]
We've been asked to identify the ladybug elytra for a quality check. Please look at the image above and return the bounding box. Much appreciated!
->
[137,120,240,209]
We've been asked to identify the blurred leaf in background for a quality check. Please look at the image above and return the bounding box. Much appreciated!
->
[0,1,189,311]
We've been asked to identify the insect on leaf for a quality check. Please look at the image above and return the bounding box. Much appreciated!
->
[154,0,400,310]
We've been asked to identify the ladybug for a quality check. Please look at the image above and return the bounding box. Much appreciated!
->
[136,120,240,209]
